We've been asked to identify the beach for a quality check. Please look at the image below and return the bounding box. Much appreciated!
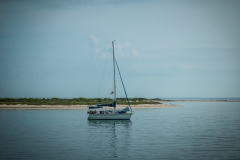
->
[0,104,179,110]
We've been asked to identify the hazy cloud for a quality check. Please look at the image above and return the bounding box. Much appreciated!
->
[90,36,138,58]
[90,36,100,46]
[131,49,138,55]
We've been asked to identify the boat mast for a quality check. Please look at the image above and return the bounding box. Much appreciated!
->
[112,40,116,110]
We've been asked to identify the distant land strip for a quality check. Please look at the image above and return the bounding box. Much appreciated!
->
[0,97,160,105]
[0,98,239,110]
[0,98,239,106]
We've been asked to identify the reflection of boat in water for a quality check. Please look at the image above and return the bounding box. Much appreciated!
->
[88,120,132,127]
[88,41,133,120]
[87,120,132,159]
[88,120,132,134]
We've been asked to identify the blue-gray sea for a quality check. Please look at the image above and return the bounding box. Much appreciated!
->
[0,102,240,159]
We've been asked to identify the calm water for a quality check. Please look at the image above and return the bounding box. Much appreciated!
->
[0,102,240,159]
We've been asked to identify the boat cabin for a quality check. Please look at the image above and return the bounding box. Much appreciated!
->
[88,106,130,115]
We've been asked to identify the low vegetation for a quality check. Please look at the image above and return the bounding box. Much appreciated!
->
[0,97,161,105]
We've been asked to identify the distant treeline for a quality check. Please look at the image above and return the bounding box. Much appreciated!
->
[0,97,161,105]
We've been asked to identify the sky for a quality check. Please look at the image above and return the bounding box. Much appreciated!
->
[0,0,240,98]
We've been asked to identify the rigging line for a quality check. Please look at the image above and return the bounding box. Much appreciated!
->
[96,56,110,98]
[114,58,132,112]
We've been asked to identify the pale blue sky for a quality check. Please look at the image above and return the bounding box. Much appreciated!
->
[0,0,240,98]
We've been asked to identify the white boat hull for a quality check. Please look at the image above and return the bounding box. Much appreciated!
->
[88,113,132,120]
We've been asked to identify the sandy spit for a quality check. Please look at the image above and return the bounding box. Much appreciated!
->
[0,104,180,110]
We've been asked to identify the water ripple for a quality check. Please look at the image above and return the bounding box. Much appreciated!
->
[0,102,240,159]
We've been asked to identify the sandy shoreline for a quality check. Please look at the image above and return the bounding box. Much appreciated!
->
[0,104,179,110]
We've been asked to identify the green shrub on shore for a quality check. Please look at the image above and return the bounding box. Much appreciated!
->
[0,97,160,105]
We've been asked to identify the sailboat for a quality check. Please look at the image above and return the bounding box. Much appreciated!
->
[87,41,133,120]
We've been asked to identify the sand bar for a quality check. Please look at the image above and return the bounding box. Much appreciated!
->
[0,104,179,110]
